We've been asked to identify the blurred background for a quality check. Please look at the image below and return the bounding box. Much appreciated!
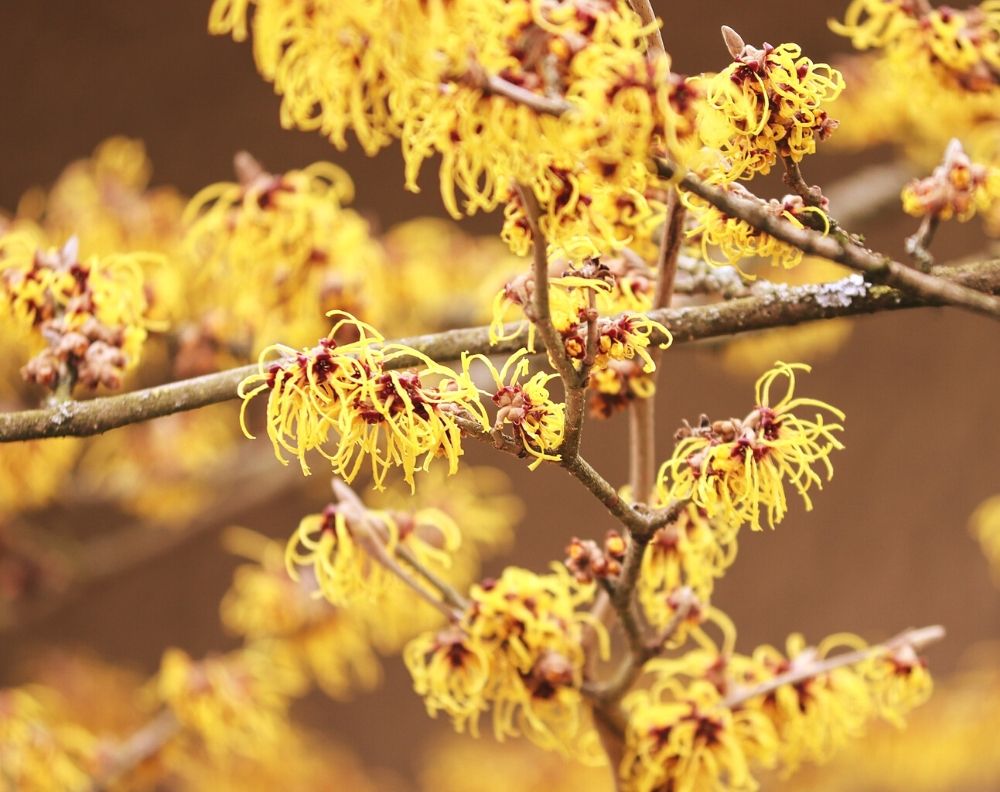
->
[1,1,998,788]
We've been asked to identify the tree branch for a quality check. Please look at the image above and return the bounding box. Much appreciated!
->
[723,625,945,710]
[655,158,1000,319]
[90,709,180,791]
[625,0,666,59]
[2,261,998,443]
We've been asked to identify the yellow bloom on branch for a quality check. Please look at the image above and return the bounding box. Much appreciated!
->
[0,687,97,792]
[656,362,845,531]
[473,349,566,469]
[155,645,307,762]
[696,34,844,183]
[405,564,608,762]
[902,138,1000,222]
[683,188,830,273]
[0,231,157,390]
[621,679,777,792]
[238,311,488,489]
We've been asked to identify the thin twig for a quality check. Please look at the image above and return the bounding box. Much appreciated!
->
[90,709,180,791]
[396,543,470,612]
[482,74,573,116]
[515,181,591,459]
[723,625,946,709]
[2,260,998,444]
[516,183,575,384]
[781,155,826,213]
[905,214,940,271]
[332,480,461,621]
[628,397,655,505]
[625,0,666,59]
[652,190,687,311]
[655,158,1000,319]
[586,587,696,704]
[561,455,649,534]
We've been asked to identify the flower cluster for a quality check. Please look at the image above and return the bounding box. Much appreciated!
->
[638,504,739,631]
[902,138,1000,222]
[0,232,156,391]
[491,266,671,374]
[220,528,382,700]
[181,155,386,360]
[284,497,460,608]
[656,362,845,531]
[211,0,691,260]
[684,188,829,273]
[405,564,607,761]
[775,648,1000,792]
[155,645,307,762]
[475,350,566,469]
[696,30,844,182]
[623,629,935,790]
[727,633,933,774]
[829,2,1000,238]
[238,312,488,489]
[588,359,656,419]
[0,686,97,792]
[15,136,185,261]
[833,1,1000,93]
[621,677,775,792]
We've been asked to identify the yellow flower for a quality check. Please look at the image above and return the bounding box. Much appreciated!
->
[155,645,307,762]
[902,138,1000,222]
[595,312,672,374]
[638,504,739,630]
[588,360,656,419]
[284,498,460,609]
[17,136,185,261]
[238,311,488,489]
[621,679,777,792]
[732,634,873,774]
[366,464,521,558]
[729,632,934,776]
[0,231,157,391]
[859,643,934,728]
[490,267,670,375]
[829,0,921,50]
[833,1,1000,92]
[213,0,686,264]
[182,156,386,354]
[473,349,566,469]
[655,362,845,531]
[683,188,830,273]
[970,494,1000,583]
[405,564,608,761]
[220,528,382,699]
[0,687,97,792]
[696,37,844,182]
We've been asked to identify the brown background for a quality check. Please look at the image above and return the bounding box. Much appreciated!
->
[1,0,999,786]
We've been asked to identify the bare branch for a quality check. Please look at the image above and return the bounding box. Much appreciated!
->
[482,74,573,116]
[723,625,946,710]
[2,261,999,444]
[655,158,1000,319]
[626,0,666,59]
[90,710,180,791]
